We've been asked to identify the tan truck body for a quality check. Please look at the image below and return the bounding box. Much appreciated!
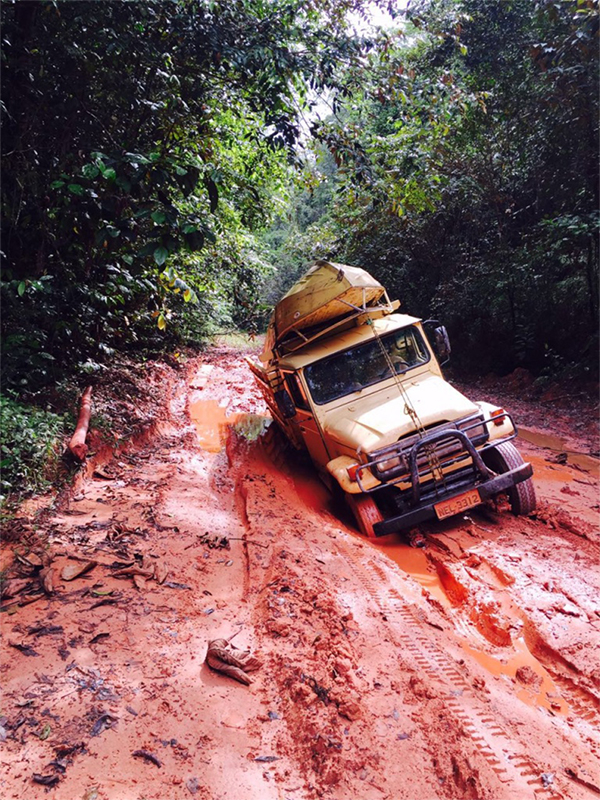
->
[250,261,535,537]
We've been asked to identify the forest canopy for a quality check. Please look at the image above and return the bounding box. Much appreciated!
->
[1,0,598,396]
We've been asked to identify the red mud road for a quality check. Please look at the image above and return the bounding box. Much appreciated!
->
[1,346,599,800]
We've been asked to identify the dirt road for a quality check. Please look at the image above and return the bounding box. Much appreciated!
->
[1,345,599,800]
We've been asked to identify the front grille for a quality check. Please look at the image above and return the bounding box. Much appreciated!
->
[369,414,488,482]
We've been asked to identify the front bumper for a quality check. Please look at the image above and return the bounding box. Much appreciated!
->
[372,461,533,536]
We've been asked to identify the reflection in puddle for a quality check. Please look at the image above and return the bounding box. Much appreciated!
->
[232,414,272,442]
[519,429,599,478]
[189,399,270,452]
[460,637,569,715]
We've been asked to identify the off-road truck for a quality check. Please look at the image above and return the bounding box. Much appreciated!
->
[249,260,536,538]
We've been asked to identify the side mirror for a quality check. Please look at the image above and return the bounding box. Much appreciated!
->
[423,320,451,365]
[274,388,297,419]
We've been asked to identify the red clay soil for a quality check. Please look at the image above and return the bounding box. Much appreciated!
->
[1,345,599,800]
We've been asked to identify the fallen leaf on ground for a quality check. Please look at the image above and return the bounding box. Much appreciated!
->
[93,468,114,480]
[8,639,39,657]
[206,638,262,685]
[32,773,60,787]
[1,578,31,599]
[90,597,119,609]
[112,566,153,579]
[90,632,110,644]
[132,750,162,767]
[38,723,52,740]
[154,561,169,584]
[17,552,43,569]
[61,561,97,581]
[40,567,56,595]
[90,713,117,737]
[28,624,63,637]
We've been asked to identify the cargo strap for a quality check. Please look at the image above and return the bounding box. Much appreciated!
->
[366,317,448,491]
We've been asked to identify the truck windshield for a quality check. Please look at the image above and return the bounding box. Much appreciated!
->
[304,326,430,405]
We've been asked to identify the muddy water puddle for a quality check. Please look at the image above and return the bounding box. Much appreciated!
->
[189,398,270,452]
[375,536,452,608]
[380,534,571,713]
[519,428,600,478]
[460,637,569,714]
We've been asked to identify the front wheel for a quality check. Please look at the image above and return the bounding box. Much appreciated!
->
[482,441,536,516]
[346,492,384,538]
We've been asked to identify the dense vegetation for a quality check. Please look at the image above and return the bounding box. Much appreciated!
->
[1,0,598,499]
[1,0,373,392]
[266,0,599,378]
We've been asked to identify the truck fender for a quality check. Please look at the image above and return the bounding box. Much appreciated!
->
[326,455,381,495]
[476,401,516,440]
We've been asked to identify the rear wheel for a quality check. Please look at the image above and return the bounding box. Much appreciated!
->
[482,441,536,515]
[346,492,384,538]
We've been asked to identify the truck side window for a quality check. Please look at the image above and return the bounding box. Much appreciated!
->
[283,373,308,410]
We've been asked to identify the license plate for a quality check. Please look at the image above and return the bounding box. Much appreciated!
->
[434,489,481,520]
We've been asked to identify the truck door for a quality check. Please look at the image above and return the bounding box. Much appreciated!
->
[281,371,331,468]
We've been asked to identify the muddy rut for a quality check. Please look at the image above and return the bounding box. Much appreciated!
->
[1,346,599,800]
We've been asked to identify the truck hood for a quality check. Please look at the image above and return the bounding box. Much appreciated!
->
[323,374,479,454]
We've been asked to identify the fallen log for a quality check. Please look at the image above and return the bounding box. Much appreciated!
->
[68,386,93,461]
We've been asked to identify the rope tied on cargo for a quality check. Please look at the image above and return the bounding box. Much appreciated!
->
[367,316,448,492]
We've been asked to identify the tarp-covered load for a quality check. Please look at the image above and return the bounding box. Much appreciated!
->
[261,260,394,362]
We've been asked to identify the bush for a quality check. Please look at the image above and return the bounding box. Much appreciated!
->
[0,395,68,504]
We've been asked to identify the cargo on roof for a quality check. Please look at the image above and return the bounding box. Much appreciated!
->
[261,260,395,362]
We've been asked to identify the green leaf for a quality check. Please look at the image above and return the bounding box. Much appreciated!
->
[17,281,26,297]
[50,180,65,189]
[68,184,85,195]
[153,246,169,266]
[82,164,100,179]
[157,313,166,330]
[103,168,116,181]
[183,288,192,302]
[151,210,166,224]
[39,724,51,740]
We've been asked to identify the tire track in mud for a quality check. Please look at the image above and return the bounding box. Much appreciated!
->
[335,542,565,800]
[224,404,598,798]
[544,670,599,725]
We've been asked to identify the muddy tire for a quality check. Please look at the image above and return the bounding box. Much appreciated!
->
[260,420,290,468]
[346,492,384,538]
[483,441,537,516]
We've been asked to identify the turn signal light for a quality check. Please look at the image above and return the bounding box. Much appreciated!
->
[491,408,506,426]
[347,464,360,481]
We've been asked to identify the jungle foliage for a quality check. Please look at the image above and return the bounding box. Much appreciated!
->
[0,394,68,502]
[269,0,599,378]
[2,0,598,397]
[1,0,376,393]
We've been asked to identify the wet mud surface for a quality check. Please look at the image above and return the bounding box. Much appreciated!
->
[1,346,599,800]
